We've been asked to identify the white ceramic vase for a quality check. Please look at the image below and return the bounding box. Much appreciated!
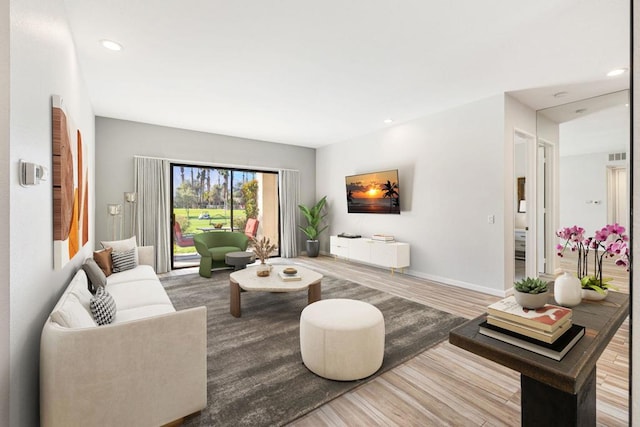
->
[554,272,582,307]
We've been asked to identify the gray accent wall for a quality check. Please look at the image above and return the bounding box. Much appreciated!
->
[95,117,316,249]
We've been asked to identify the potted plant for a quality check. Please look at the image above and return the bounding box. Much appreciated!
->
[513,277,549,309]
[250,236,277,277]
[556,224,628,300]
[298,196,328,257]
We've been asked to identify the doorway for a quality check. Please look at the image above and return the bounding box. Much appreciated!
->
[513,130,536,283]
[607,166,628,227]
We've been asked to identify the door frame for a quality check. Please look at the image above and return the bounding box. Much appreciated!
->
[536,138,558,278]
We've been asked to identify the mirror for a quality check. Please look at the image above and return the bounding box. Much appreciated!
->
[536,90,630,285]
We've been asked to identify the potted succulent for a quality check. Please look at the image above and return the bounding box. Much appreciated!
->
[298,196,328,257]
[513,277,549,309]
[250,236,277,277]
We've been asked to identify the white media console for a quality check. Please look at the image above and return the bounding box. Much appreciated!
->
[329,235,410,273]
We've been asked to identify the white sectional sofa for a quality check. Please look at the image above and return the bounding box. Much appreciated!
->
[40,246,207,427]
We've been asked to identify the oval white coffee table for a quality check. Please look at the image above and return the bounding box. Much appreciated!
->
[229,265,322,317]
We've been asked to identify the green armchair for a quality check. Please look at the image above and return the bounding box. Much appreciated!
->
[194,232,249,277]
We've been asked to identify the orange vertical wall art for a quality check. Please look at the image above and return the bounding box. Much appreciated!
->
[52,95,89,270]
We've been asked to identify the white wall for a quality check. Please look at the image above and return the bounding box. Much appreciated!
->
[0,0,9,424]
[317,95,508,295]
[94,117,316,250]
[559,152,626,235]
[9,1,95,425]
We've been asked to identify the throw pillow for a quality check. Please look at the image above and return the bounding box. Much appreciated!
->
[112,247,138,273]
[89,286,116,325]
[101,235,137,252]
[93,247,113,277]
[81,258,107,294]
[101,236,138,267]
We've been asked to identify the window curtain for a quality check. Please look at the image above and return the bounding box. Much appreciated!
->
[134,157,171,273]
[278,169,300,258]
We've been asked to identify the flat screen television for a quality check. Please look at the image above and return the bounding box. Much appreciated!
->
[345,169,400,214]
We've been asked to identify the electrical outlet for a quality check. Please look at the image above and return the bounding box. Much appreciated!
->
[487,215,495,224]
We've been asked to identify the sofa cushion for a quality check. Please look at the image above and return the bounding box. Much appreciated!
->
[107,279,173,310]
[51,294,97,328]
[114,304,176,323]
[90,287,117,326]
[209,246,242,261]
[106,264,157,286]
[93,247,113,276]
[70,282,94,312]
[82,258,107,293]
[101,236,138,262]
[112,247,138,273]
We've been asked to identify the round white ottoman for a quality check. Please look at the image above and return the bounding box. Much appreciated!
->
[300,298,385,381]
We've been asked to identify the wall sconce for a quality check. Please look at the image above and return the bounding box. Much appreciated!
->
[19,159,48,187]
[107,203,123,240]
[124,191,137,238]
[518,200,527,213]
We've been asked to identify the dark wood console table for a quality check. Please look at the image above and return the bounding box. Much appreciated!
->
[449,289,628,426]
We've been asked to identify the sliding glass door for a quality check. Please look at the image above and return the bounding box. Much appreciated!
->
[171,164,280,269]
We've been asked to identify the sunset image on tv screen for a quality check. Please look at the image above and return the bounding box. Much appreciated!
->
[345,170,400,214]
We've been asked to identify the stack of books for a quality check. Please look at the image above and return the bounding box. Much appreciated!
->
[371,234,394,242]
[278,271,301,281]
[479,296,585,361]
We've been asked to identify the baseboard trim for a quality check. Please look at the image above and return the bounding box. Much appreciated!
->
[324,253,507,297]
[404,269,508,298]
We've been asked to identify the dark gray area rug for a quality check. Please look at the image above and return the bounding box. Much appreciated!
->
[161,269,465,426]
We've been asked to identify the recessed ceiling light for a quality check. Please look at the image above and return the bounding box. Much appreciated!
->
[100,39,122,51]
[383,119,394,124]
[553,91,568,98]
[606,68,627,77]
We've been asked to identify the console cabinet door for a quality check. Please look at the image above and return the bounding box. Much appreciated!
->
[369,242,410,268]
[348,239,372,263]
[330,236,349,257]
[369,242,395,268]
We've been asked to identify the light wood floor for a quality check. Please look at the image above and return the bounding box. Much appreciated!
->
[288,256,629,427]
[164,255,629,426]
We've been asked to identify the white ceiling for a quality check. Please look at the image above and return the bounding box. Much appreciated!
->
[63,0,630,148]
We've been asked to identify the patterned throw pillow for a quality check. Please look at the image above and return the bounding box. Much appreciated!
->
[111,247,138,273]
[90,286,116,325]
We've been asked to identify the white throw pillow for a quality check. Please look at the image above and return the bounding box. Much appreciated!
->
[101,236,138,263]
[51,294,97,328]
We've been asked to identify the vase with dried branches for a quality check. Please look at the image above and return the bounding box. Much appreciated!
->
[251,236,277,277]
